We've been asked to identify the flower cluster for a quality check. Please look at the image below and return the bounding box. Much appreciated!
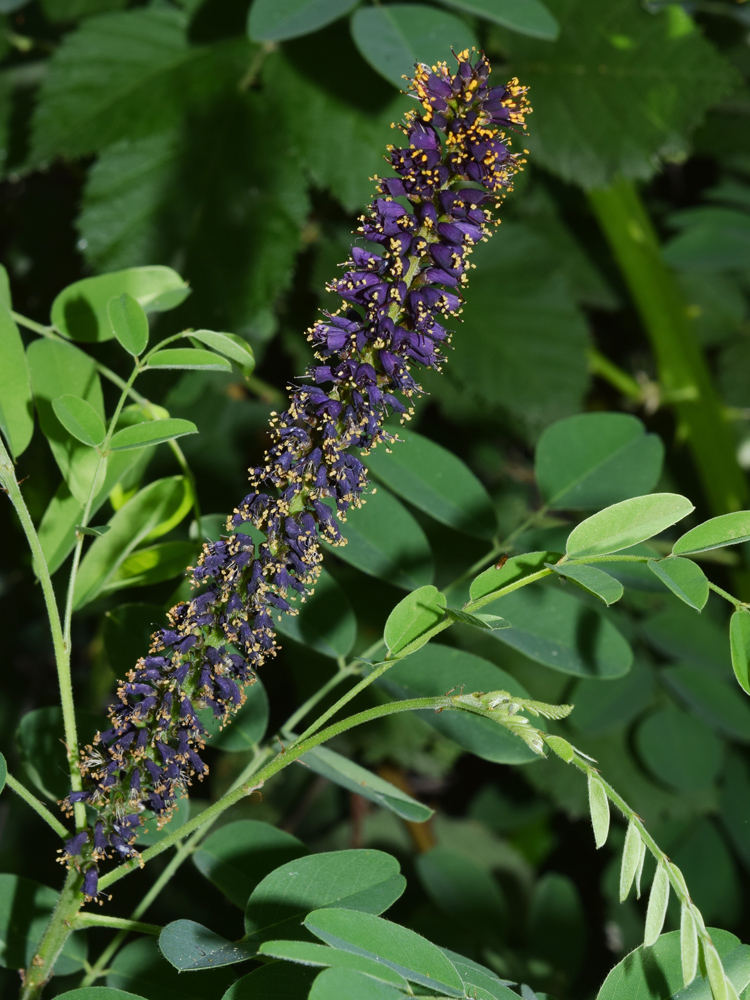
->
[60,50,530,898]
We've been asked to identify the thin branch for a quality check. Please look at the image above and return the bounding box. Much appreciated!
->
[5,772,69,839]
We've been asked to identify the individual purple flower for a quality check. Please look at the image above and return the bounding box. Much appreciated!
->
[61,49,530,899]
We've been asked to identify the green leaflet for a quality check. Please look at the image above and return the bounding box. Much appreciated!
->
[193,821,308,911]
[383,585,446,657]
[644,863,670,947]
[351,6,477,89]
[436,0,559,39]
[566,494,694,558]
[635,705,724,792]
[107,937,237,1000]
[364,427,497,539]
[587,772,610,849]
[52,267,189,342]
[258,941,408,990]
[248,0,358,42]
[647,556,709,611]
[321,488,433,591]
[108,292,149,355]
[729,611,750,696]
[51,394,106,447]
[0,304,33,458]
[304,908,464,996]
[596,928,750,999]
[27,338,106,504]
[535,412,663,510]
[73,476,191,608]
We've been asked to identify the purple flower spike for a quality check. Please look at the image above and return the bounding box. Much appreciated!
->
[63,48,529,895]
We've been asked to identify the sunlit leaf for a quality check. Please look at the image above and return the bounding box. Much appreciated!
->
[587,772,610,848]
[647,556,709,611]
[52,394,106,448]
[730,611,750,696]
[566,494,694,558]
[108,292,149,356]
[552,562,624,605]
[108,418,197,452]
[644,863,670,947]
[51,266,189,342]
[384,585,446,657]
[305,908,464,996]
[673,511,750,556]
[146,348,231,372]
[0,304,33,458]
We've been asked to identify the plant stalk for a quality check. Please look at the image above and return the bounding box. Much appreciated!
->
[588,178,747,517]
[0,436,85,830]
[18,869,83,1000]
[5,773,69,839]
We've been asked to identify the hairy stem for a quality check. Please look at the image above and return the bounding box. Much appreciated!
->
[566,749,728,982]
[0,436,85,830]
[708,580,747,609]
[72,915,161,935]
[62,363,141,646]
[18,869,83,1000]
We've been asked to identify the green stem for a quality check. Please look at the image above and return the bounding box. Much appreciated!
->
[170,439,202,533]
[287,659,396,746]
[442,509,552,600]
[465,567,553,612]
[0,437,85,830]
[10,310,53,337]
[97,695,451,892]
[567,751,717,957]
[238,40,276,91]
[62,362,141,645]
[587,346,645,403]
[570,752,670,875]
[708,580,747,609]
[588,178,747,516]
[5,773,69,839]
[281,662,360,733]
[72,915,161,936]
[18,869,83,1000]
[442,540,504,598]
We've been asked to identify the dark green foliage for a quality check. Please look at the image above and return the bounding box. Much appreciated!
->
[3,2,750,999]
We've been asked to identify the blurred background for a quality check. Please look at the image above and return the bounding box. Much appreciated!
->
[2,1,750,997]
